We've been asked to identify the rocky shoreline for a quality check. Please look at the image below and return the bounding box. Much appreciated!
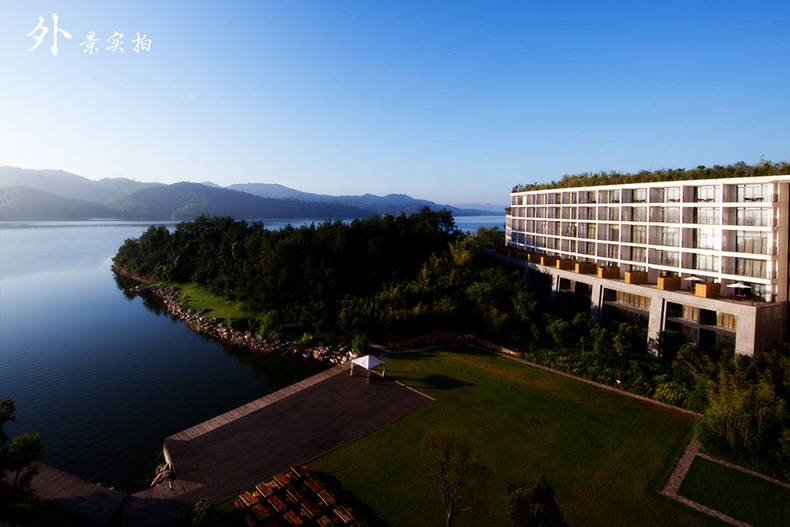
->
[113,266,356,365]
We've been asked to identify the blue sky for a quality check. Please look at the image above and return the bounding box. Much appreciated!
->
[1,1,788,206]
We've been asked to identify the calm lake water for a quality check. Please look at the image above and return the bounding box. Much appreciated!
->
[0,215,503,492]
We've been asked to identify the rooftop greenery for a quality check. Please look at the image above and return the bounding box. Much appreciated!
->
[513,159,790,193]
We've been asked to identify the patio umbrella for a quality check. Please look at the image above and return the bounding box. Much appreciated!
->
[726,282,751,289]
[683,276,703,281]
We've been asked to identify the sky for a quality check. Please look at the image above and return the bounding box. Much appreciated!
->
[1,1,788,207]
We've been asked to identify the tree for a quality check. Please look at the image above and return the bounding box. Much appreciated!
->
[0,399,42,514]
[506,476,568,527]
[612,323,645,380]
[422,428,490,527]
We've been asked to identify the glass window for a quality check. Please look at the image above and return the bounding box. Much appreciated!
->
[737,184,770,202]
[665,187,681,203]
[661,207,680,223]
[632,188,647,203]
[693,254,719,272]
[631,225,646,244]
[736,208,770,226]
[694,208,719,224]
[735,258,766,278]
[660,227,679,246]
[694,228,718,249]
[610,190,620,203]
[736,231,769,254]
[695,186,718,202]
[658,250,679,267]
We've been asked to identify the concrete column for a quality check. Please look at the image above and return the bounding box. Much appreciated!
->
[647,296,665,356]
[590,283,604,325]
[551,274,561,300]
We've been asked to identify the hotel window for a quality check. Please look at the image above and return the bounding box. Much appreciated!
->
[664,187,681,203]
[627,247,646,263]
[608,225,620,242]
[736,208,770,226]
[694,228,718,250]
[632,188,647,203]
[659,227,679,246]
[615,291,651,310]
[736,231,769,254]
[694,208,720,225]
[657,250,679,267]
[735,258,766,278]
[695,186,719,202]
[737,184,770,202]
[660,207,680,223]
[631,225,647,244]
[624,206,647,222]
[610,189,621,203]
[579,224,596,239]
[693,254,719,272]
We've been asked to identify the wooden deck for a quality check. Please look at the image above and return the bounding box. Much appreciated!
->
[23,463,126,525]
[122,363,433,526]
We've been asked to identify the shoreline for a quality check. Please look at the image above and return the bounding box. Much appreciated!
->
[112,265,355,365]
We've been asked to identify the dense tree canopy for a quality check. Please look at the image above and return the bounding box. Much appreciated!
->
[114,208,462,330]
[0,399,42,514]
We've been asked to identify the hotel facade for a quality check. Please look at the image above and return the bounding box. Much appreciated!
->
[494,175,790,356]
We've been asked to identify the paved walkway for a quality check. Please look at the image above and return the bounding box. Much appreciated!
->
[122,362,433,526]
[20,464,125,525]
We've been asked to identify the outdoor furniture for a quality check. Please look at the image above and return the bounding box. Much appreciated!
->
[317,489,337,507]
[256,482,275,498]
[268,495,287,512]
[334,505,355,523]
[286,485,306,502]
[273,473,294,487]
[282,510,304,526]
[291,465,309,479]
[304,477,323,492]
[240,491,257,507]
[251,503,271,521]
[301,499,321,518]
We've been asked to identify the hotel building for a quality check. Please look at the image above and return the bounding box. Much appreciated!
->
[494,175,790,356]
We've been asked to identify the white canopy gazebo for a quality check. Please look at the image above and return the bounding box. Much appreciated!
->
[349,355,386,384]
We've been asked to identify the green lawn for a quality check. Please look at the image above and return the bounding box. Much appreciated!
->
[162,282,257,322]
[309,347,725,527]
[677,457,790,527]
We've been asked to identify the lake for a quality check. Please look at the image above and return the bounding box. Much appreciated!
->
[0,215,503,492]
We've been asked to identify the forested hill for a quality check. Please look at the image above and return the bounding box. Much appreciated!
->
[228,183,499,216]
[0,166,492,221]
[95,182,375,220]
[513,159,790,192]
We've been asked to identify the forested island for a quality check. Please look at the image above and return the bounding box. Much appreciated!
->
[113,209,790,483]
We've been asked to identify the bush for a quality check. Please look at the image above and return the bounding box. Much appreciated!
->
[191,498,213,526]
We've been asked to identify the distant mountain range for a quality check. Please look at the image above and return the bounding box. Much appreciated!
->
[0,167,503,221]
